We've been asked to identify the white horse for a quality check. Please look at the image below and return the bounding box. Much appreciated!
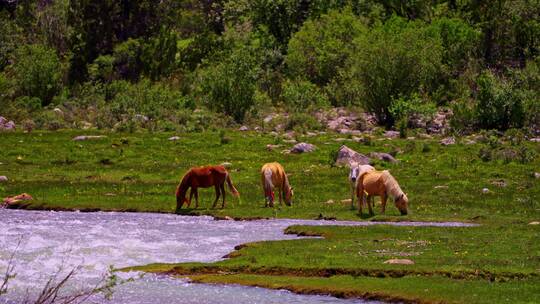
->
[348,163,375,210]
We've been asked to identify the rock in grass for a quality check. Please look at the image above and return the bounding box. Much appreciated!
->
[528,221,540,225]
[73,135,107,141]
[482,188,490,194]
[369,152,398,163]
[221,162,232,168]
[168,136,180,141]
[239,126,249,131]
[440,137,456,146]
[290,142,316,153]
[384,259,415,265]
[534,172,540,179]
[335,145,370,167]
[0,176,8,182]
[384,131,400,138]
[530,138,540,143]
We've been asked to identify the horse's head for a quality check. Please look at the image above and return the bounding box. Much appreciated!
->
[285,186,294,206]
[395,193,408,215]
[349,163,359,183]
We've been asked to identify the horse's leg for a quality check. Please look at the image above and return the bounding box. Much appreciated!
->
[188,188,194,208]
[350,181,356,210]
[194,188,199,209]
[367,195,374,216]
[279,188,283,207]
[357,186,364,215]
[381,193,387,214]
[220,183,226,209]
[212,185,220,209]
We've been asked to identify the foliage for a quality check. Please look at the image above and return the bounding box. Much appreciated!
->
[474,71,525,130]
[388,94,436,124]
[281,79,329,112]
[196,45,260,123]
[12,44,62,106]
[349,16,443,126]
[286,9,367,86]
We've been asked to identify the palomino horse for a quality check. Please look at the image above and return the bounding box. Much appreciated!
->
[356,170,408,215]
[348,163,375,210]
[175,165,239,211]
[261,162,293,207]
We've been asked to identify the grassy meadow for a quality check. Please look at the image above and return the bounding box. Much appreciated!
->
[1,130,539,303]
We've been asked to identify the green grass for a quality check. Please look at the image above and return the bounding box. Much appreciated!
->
[1,130,540,303]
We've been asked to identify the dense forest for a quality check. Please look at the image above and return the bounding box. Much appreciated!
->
[0,0,538,134]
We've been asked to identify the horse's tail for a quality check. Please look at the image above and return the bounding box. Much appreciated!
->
[226,172,240,197]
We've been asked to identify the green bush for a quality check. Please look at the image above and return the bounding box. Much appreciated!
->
[196,45,260,123]
[12,44,63,106]
[474,71,524,130]
[286,8,367,86]
[281,79,329,112]
[285,112,323,132]
[88,55,115,83]
[349,16,443,126]
[107,79,186,120]
[388,94,436,125]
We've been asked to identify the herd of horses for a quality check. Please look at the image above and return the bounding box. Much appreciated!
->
[175,162,408,216]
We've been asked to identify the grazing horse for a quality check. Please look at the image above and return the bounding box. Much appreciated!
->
[348,163,375,210]
[175,165,239,211]
[356,170,408,215]
[261,162,293,207]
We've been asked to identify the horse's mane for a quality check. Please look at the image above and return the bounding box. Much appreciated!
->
[381,170,404,199]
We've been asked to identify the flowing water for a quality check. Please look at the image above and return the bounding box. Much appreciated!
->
[0,209,476,303]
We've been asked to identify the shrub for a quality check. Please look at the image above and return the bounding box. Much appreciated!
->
[388,94,436,126]
[88,55,115,83]
[107,79,186,120]
[286,8,367,86]
[285,112,322,132]
[281,79,329,112]
[474,71,524,130]
[349,16,443,126]
[196,45,260,123]
[12,44,62,106]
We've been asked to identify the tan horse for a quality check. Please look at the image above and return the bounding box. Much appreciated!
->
[348,163,375,210]
[261,162,293,207]
[356,170,408,215]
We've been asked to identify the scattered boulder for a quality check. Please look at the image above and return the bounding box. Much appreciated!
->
[534,172,540,179]
[283,131,296,139]
[306,132,317,137]
[72,135,107,141]
[2,193,33,209]
[81,121,93,130]
[528,221,540,225]
[290,142,316,154]
[53,108,64,116]
[134,114,149,122]
[369,152,398,163]
[530,138,540,143]
[168,136,180,141]
[239,126,249,131]
[214,215,234,221]
[0,176,8,182]
[384,131,400,139]
[440,137,456,146]
[427,109,452,134]
[323,199,335,205]
[491,179,507,188]
[434,185,448,189]
[263,115,274,123]
[283,139,298,144]
[482,188,490,194]
[221,162,232,168]
[266,144,282,151]
[335,145,370,167]
[384,259,414,265]
[0,117,15,131]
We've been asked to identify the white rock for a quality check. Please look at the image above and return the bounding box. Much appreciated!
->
[168,136,180,141]
[482,188,490,194]
[528,221,539,225]
[221,162,232,168]
[290,142,316,154]
[534,172,540,179]
[384,259,414,265]
[0,176,8,182]
[239,126,249,131]
[72,135,107,141]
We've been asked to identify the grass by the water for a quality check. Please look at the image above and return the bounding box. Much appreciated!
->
[1,130,539,303]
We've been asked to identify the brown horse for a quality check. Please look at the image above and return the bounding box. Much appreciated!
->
[175,165,239,212]
[356,170,408,215]
[261,162,293,207]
